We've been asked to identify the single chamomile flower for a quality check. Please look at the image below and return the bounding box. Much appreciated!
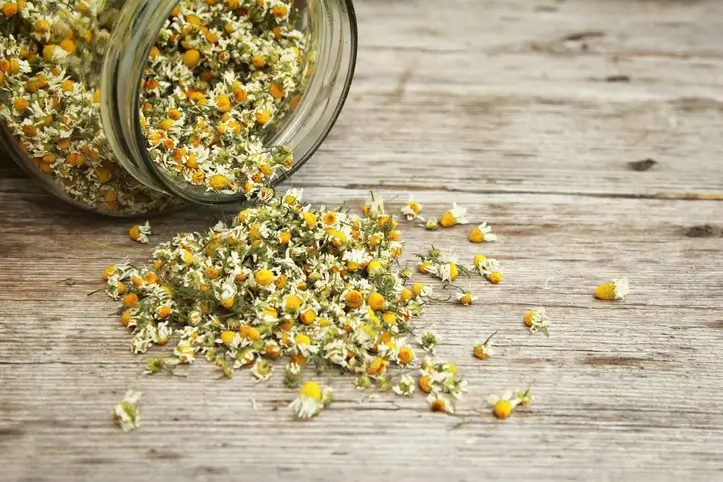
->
[114,390,142,432]
[469,222,497,243]
[362,191,385,219]
[473,331,498,360]
[250,359,273,382]
[420,330,438,353]
[401,197,423,220]
[594,279,630,300]
[486,389,521,419]
[354,374,372,390]
[288,381,333,420]
[427,393,454,413]
[523,307,550,336]
[457,290,477,306]
[425,219,439,231]
[392,374,416,397]
[439,203,468,228]
[129,221,152,244]
[516,385,534,407]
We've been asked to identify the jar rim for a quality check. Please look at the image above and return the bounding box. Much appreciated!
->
[101,0,358,205]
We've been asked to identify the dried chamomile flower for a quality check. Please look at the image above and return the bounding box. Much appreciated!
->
[419,357,467,400]
[429,261,461,283]
[401,197,423,220]
[114,390,141,432]
[411,282,433,298]
[288,381,333,420]
[486,389,521,419]
[392,374,416,397]
[425,219,439,231]
[439,203,468,228]
[473,254,502,284]
[523,307,550,336]
[362,191,385,219]
[516,385,534,407]
[251,359,273,382]
[144,357,180,374]
[284,363,303,389]
[457,290,477,306]
[376,374,393,391]
[594,279,630,300]
[129,222,151,244]
[427,393,454,413]
[473,331,498,360]
[420,330,438,353]
[355,374,372,390]
[469,222,497,243]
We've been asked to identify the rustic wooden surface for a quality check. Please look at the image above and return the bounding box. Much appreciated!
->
[2,0,723,480]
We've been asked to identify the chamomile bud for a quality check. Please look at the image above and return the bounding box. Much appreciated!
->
[420,330,437,353]
[425,219,439,231]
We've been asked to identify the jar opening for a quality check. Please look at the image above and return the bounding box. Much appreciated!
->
[101,0,357,206]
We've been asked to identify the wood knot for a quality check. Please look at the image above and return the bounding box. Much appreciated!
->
[628,158,657,172]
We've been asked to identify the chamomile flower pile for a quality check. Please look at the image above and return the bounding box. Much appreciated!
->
[104,188,460,416]
[139,0,306,195]
[0,0,174,214]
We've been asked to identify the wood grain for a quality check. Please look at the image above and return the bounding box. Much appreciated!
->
[1,0,723,480]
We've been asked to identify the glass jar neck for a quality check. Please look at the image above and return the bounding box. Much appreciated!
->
[100,0,358,205]
[100,0,178,197]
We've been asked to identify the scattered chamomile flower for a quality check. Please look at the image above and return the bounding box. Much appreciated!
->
[439,203,469,228]
[469,222,497,243]
[427,393,454,413]
[473,331,498,360]
[516,385,535,407]
[288,381,333,420]
[113,390,142,432]
[144,357,180,375]
[457,290,477,306]
[129,222,151,244]
[392,374,416,397]
[472,255,503,284]
[523,307,550,336]
[420,357,467,400]
[487,390,520,419]
[355,374,372,390]
[376,374,394,391]
[362,191,385,219]
[251,359,273,382]
[401,197,423,221]
[486,389,521,419]
[425,219,439,231]
[594,279,630,301]
[420,330,438,354]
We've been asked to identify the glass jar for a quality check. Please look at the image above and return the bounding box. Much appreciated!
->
[0,0,357,216]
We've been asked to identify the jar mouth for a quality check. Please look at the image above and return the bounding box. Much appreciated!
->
[101,0,358,206]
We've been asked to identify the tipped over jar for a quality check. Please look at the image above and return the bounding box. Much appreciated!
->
[0,0,356,215]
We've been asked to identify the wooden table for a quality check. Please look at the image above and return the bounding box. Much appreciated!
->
[2,0,723,480]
